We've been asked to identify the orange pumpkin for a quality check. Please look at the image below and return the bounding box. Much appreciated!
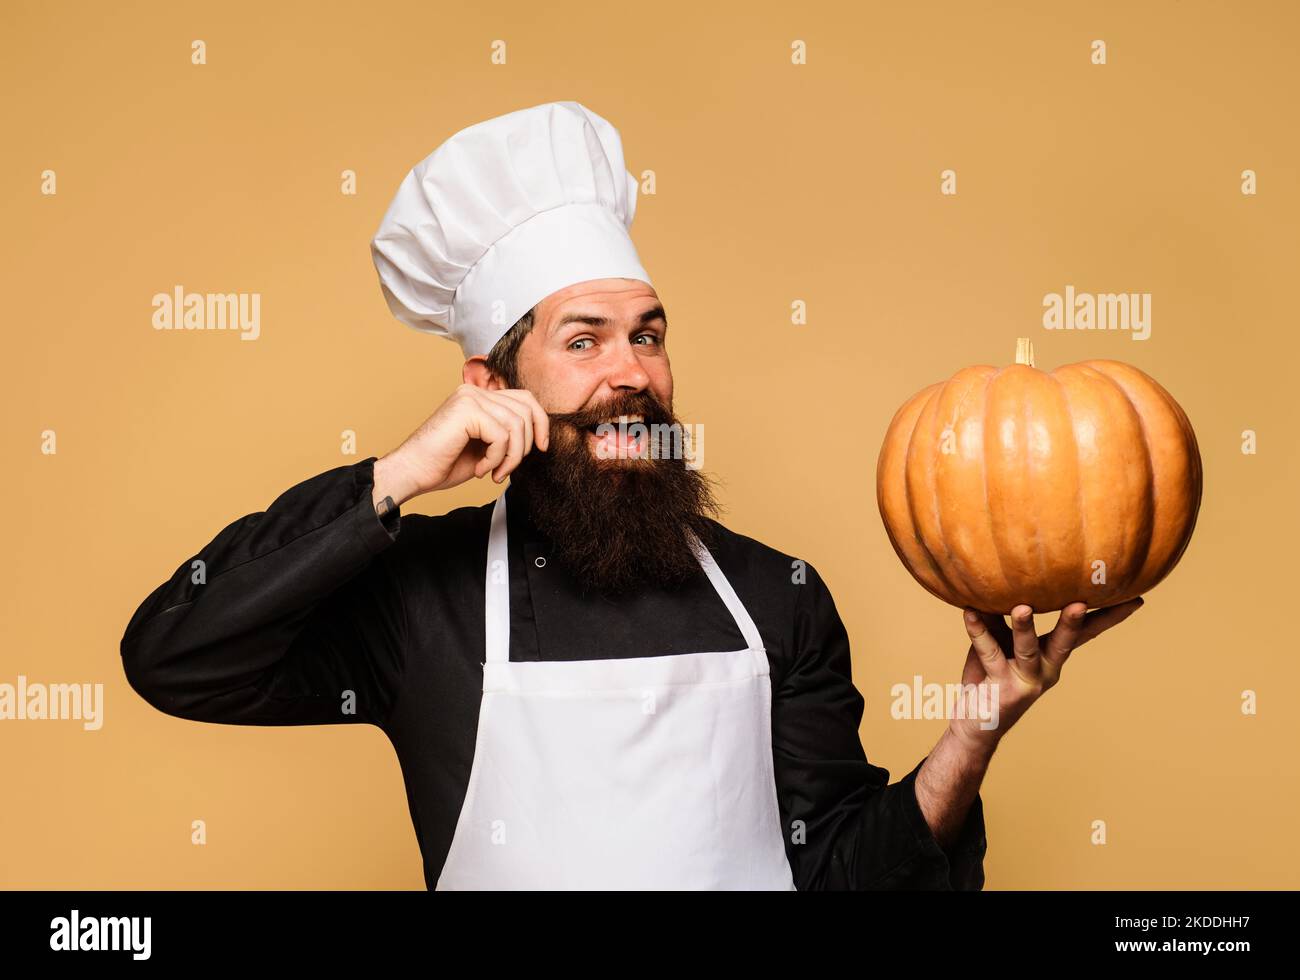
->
[876,340,1202,614]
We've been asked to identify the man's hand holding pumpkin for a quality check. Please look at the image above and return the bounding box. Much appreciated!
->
[948,599,1146,756]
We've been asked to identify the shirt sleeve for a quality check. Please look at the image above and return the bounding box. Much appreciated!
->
[119,456,407,729]
[772,561,988,890]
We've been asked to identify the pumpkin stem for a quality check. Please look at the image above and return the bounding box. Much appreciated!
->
[1015,337,1036,367]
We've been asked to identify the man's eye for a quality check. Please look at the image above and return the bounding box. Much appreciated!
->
[569,338,594,351]
[633,333,660,346]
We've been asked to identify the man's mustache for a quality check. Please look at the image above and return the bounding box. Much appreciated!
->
[546,393,673,431]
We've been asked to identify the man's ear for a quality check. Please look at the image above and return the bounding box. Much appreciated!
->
[463,356,504,390]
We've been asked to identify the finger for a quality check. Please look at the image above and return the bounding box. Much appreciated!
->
[489,390,539,456]
[494,388,550,452]
[1042,602,1089,670]
[1008,604,1042,679]
[481,390,535,464]
[464,404,513,479]
[978,610,1013,656]
[959,643,987,687]
[963,608,1009,680]
[1074,597,1145,649]
[474,396,528,482]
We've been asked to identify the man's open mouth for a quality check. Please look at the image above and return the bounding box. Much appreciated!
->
[582,414,646,434]
[583,415,649,457]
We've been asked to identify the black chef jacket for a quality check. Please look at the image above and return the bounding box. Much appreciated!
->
[119,456,988,890]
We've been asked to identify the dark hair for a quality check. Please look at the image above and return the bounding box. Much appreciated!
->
[483,306,536,388]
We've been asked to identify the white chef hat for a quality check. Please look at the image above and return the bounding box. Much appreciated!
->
[370,101,653,359]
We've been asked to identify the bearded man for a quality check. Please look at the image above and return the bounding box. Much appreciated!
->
[120,101,1140,891]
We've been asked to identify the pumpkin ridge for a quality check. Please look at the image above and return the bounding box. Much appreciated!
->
[1138,367,1204,539]
[879,383,952,603]
[934,371,995,607]
[890,386,953,601]
[1052,367,1090,609]
[1085,362,1157,596]
[905,383,969,606]
[980,367,1015,610]
[1096,361,1203,593]
[1023,372,1049,605]
[1149,382,1203,575]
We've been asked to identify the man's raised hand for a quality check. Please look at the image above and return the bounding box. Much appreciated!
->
[372,384,550,507]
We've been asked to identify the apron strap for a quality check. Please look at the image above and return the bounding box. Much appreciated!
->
[484,492,766,664]
[484,493,511,664]
[691,537,766,651]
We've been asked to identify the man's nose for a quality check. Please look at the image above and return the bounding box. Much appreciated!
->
[604,339,651,391]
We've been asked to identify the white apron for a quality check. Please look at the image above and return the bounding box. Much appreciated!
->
[435,492,797,890]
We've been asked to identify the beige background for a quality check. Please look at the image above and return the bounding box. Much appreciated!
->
[2,0,1296,888]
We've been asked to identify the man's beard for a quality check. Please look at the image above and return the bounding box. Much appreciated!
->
[507,389,721,597]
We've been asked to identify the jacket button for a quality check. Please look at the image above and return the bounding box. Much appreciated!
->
[534,556,547,568]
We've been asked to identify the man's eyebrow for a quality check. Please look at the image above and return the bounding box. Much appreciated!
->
[638,305,668,326]
[550,305,668,335]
